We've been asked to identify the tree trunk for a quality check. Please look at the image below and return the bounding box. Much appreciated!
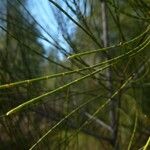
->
[101,0,119,149]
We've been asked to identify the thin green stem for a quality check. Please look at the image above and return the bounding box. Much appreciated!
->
[68,25,150,58]
[143,137,150,150]
[6,64,113,116]
[58,76,133,147]
[127,112,138,150]
[1,35,149,90]
[29,95,102,150]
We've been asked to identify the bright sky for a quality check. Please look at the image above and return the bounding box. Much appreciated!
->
[26,0,76,59]
[27,0,58,49]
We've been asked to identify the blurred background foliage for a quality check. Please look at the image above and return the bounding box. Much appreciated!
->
[0,0,150,149]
